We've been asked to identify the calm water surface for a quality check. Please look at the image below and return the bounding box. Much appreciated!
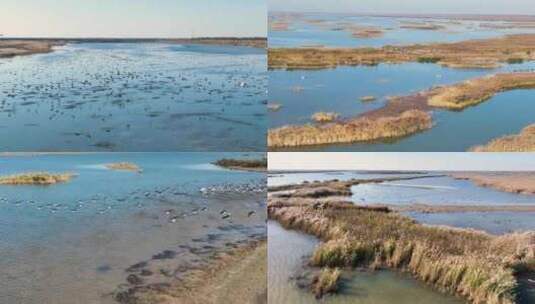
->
[270,62,535,151]
[270,13,535,48]
[0,43,266,151]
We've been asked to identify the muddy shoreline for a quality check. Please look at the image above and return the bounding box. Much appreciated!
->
[0,37,267,59]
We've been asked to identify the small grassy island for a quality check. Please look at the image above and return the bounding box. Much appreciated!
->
[0,172,76,185]
[105,162,142,173]
[214,157,267,172]
[268,177,535,304]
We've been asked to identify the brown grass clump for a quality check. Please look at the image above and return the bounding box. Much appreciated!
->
[269,204,533,304]
[311,268,342,298]
[214,158,267,171]
[428,73,535,109]
[0,172,76,185]
[470,124,535,152]
[268,110,432,148]
[451,171,535,195]
[105,162,142,173]
[311,112,339,123]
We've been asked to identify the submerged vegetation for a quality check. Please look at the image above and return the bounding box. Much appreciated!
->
[268,177,535,304]
[0,172,76,185]
[105,162,142,173]
[214,157,267,171]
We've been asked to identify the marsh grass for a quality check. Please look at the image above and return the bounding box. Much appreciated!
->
[312,268,342,298]
[428,73,535,109]
[269,204,533,304]
[268,110,432,148]
[105,162,142,173]
[214,158,267,171]
[311,112,339,123]
[470,124,535,152]
[0,172,76,185]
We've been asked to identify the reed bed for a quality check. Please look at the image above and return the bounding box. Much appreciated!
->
[268,110,432,148]
[269,203,534,304]
[470,124,535,152]
[0,172,76,185]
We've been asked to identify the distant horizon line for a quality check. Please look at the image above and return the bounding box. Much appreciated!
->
[269,10,535,17]
[0,36,267,40]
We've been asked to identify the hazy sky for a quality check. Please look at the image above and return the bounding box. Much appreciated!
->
[0,0,266,38]
[269,153,535,171]
[269,0,535,15]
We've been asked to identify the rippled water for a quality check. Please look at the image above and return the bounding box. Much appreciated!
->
[406,211,535,235]
[0,43,267,151]
[270,13,535,48]
[350,175,535,206]
[268,221,464,304]
[270,61,535,151]
[0,153,266,304]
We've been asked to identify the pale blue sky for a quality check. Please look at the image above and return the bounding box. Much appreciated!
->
[269,0,535,15]
[269,153,535,171]
[0,0,266,38]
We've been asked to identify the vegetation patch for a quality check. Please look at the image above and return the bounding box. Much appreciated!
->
[214,157,267,171]
[311,112,339,123]
[311,268,342,299]
[268,178,535,304]
[0,172,76,185]
[105,162,142,173]
[268,110,432,148]
[470,124,535,152]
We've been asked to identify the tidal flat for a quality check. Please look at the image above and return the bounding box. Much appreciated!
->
[0,153,266,304]
[0,39,266,151]
[268,171,535,304]
[268,13,535,151]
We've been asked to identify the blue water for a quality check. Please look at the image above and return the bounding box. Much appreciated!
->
[270,61,535,151]
[406,211,535,235]
[269,63,490,128]
[270,13,535,48]
[351,175,535,206]
[0,153,266,303]
[268,171,427,187]
[0,43,267,151]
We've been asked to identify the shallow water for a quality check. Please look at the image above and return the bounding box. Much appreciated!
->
[406,211,535,235]
[270,62,535,151]
[270,13,535,48]
[0,43,266,151]
[0,153,266,304]
[268,221,464,304]
[268,170,426,187]
[351,175,535,205]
